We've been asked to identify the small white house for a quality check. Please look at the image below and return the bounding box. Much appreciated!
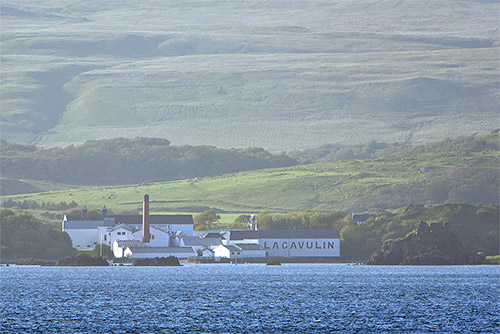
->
[213,245,242,259]
[124,246,196,259]
[196,247,215,258]
[113,240,144,258]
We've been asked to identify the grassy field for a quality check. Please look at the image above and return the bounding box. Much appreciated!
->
[2,150,497,223]
[1,0,498,151]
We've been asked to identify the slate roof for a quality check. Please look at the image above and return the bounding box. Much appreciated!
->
[234,243,265,250]
[111,224,136,232]
[228,230,259,240]
[63,220,104,229]
[115,240,144,247]
[127,247,196,254]
[64,214,193,229]
[181,236,222,246]
[65,215,103,221]
[113,214,194,225]
[222,245,241,252]
[229,230,340,240]
[203,232,225,239]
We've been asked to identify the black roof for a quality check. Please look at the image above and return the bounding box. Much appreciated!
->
[65,214,193,225]
[65,215,104,221]
[203,232,225,239]
[229,229,340,240]
[112,214,193,225]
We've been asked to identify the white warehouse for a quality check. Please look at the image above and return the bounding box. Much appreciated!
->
[62,195,194,257]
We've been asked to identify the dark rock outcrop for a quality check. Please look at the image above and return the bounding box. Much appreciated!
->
[368,221,487,265]
[16,258,54,266]
[133,256,181,266]
[54,253,108,266]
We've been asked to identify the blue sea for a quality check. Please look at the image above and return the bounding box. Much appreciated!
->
[1,264,499,333]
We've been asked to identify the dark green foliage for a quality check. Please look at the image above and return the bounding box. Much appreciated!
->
[340,204,499,261]
[227,214,252,229]
[0,137,297,185]
[1,199,78,210]
[193,210,221,231]
[291,132,499,163]
[84,243,114,259]
[0,178,42,195]
[290,140,404,163]
[0,209,75,260]
[344,167,499,211]
[256,210,348,231]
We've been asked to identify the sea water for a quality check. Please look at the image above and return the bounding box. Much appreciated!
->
[1,264,499,333]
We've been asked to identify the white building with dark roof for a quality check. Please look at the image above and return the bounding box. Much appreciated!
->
[62,195,194,256]
[224,230,340,258]
[124,246,196,259]
[213,244,243,259]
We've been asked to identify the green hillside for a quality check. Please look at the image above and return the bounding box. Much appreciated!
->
[1,0,499,151]
[2,146,498,214]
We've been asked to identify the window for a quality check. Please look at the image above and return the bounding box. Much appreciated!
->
[152,235,155,240]
[104,235,107,241]
[237,252,241,255]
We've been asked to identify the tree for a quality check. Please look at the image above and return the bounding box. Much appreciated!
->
[193,210,221,231]
[0,209,75,260]
[228,215,251,229]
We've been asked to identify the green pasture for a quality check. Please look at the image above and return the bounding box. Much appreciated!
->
[3,150,496,217]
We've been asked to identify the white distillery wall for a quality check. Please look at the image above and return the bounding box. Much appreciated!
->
[241,249,266,258]
[124,250,195,259]
[258,238,340,257]
[107,229,134,248]
[65,229,99,249]
[130,228,171,247]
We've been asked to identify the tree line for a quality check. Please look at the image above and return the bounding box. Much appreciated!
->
[194,203,499,261]
[290,131,499,163]
[1,199,79,210]
[0,137,297,185]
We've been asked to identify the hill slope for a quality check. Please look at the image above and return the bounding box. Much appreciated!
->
[2,136,498,213]
[1,0,499,151]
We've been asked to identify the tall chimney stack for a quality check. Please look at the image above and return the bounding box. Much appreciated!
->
[142,194,150,243]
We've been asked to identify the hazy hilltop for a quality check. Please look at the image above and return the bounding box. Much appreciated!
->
[1,0,499,151]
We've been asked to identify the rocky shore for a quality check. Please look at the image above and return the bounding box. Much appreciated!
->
[368,221,487,265]
[53,253,109,266]
[133,256,181,266]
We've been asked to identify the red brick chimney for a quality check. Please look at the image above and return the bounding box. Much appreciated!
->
[142,194,150,243]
